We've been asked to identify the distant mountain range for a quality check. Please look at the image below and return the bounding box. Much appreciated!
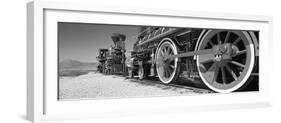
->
[59,59,97,71]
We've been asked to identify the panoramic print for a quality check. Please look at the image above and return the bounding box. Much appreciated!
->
[58,22,259,100]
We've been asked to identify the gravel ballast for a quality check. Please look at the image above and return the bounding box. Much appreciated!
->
[59,72,211,100]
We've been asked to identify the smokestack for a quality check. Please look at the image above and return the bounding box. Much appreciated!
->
[111,33,126,44]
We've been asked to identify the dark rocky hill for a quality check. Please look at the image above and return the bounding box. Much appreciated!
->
[59,59,97,77]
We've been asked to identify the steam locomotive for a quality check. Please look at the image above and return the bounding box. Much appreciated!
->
[96,33,127,75]
[97,27,259,93]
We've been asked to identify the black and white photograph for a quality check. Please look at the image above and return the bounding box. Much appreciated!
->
[2,0,281,122]
[58,22,259,100]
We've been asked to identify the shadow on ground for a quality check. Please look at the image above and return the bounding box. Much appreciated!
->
[124,76,213,94]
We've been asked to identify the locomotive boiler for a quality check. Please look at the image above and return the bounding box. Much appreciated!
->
[126,27,259,93]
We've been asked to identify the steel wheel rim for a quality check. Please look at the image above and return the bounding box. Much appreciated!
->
[196,30,255,93]
[156,40,178,84]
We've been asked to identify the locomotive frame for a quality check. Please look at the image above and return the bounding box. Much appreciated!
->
[27,1,273,122]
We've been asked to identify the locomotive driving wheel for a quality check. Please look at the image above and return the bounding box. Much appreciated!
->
[156,39,180,84]
[196,30,255,93]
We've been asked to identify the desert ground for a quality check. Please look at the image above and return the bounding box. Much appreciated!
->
[59,72,212,100]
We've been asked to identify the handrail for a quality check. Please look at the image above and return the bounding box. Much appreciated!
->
[137,28,178,46]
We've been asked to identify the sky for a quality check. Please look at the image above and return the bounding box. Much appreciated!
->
[58,22,140,63]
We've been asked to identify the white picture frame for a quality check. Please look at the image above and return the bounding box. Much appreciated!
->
[27,0,273,122]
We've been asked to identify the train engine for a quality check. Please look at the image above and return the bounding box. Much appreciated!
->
[96,33,127,74]
[126,27,259,93]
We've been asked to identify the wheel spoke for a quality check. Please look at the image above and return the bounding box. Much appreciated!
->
[170,64,175,69]
[230,61,245,68]
[199,64,207,72]
[166,58,174,65]
[217,33,221,44]
[166,47,171,55]
[221,67,227,84]
[163,66,168,77]
[205,63,219,84]
[161,47,166,56]
[165,65,172,77]
[236,49,247,56]
[164,46,169,53]
[209,40,214,47]
[225,64,238,80]
[233,37,241,45]
[224,31,230,43]
[167,66,172,76]
[160,49,165,57]
[212,64,219,84]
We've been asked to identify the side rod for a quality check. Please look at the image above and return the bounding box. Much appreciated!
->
[146,48,214,64]
[169,49,213,59]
